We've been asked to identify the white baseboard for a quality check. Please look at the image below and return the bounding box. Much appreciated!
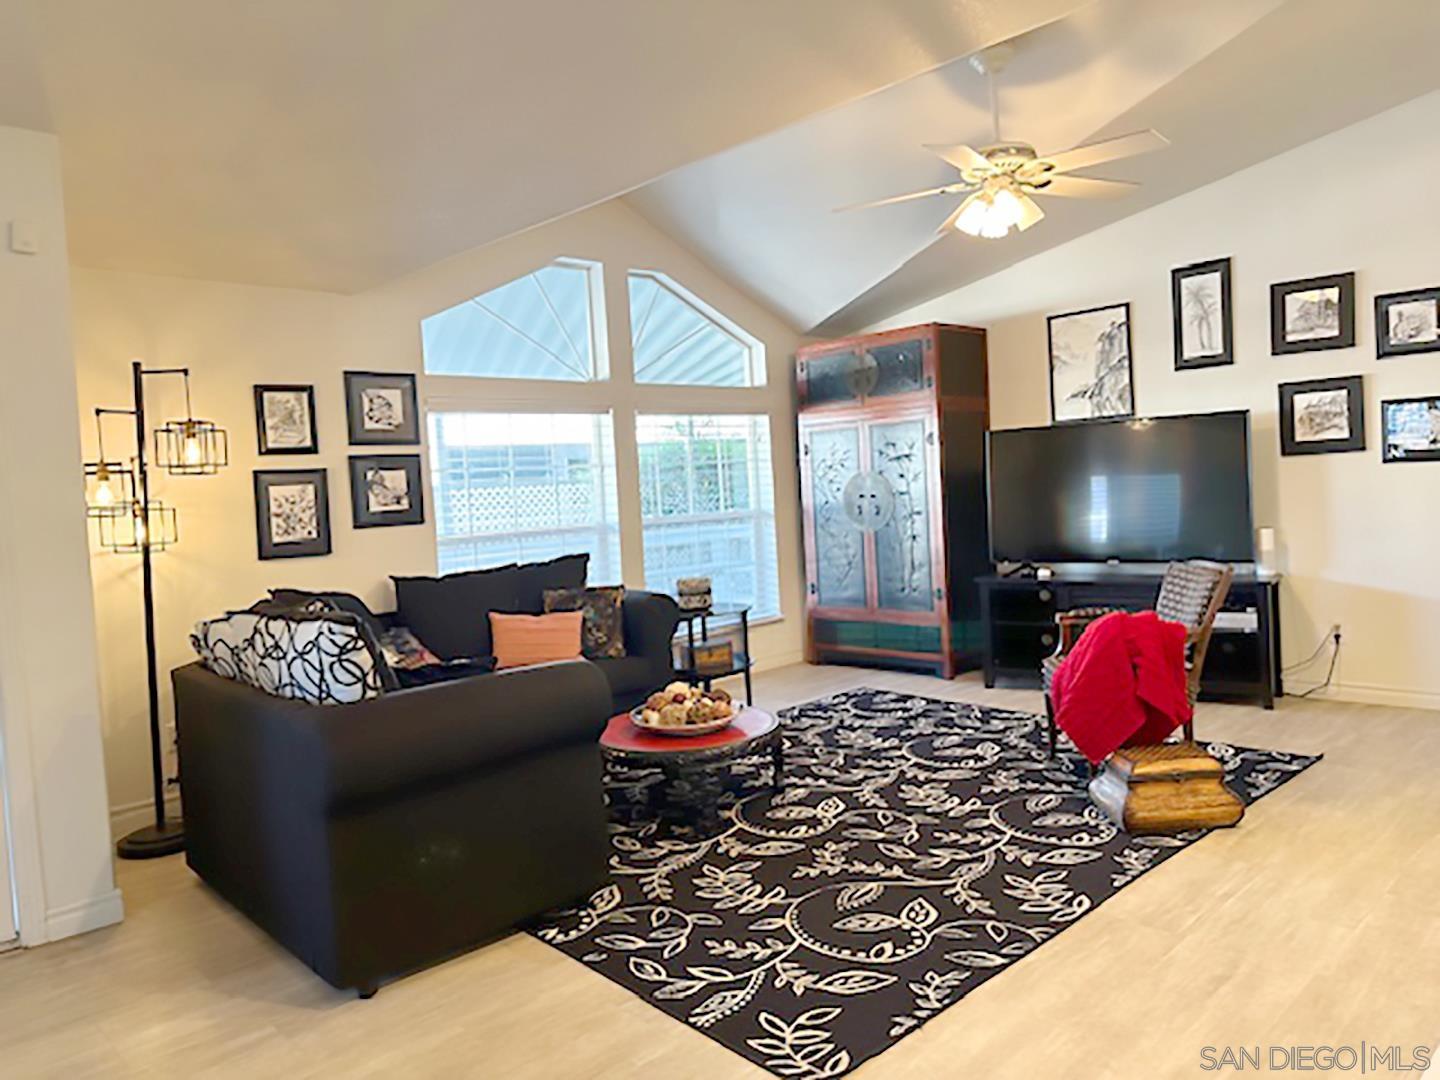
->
[109,793,183,840]
[1283,678,1440,712]
[43,889,124,943]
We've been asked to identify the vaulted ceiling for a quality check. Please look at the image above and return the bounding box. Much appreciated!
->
[1,0,1080,293]
[5,0,1439,332]
[629,0,1440,333]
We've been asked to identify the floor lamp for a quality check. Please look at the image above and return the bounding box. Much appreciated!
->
[84,359,227,859]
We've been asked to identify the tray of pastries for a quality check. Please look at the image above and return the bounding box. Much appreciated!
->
[631,682,741,736]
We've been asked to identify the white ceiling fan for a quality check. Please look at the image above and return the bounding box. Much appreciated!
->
[838,42,1170,239]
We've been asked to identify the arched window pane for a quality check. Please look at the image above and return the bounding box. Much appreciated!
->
[423,260,604,381]
[629,271,763,388]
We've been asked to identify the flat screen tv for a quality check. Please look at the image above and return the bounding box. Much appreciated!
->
[987,411,1254,564]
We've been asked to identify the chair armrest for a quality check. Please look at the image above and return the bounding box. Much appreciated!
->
[1053,606,1124,654]
[622,590,682,663]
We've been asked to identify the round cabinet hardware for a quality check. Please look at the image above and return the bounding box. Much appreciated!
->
[848,351,880,397]
[1040,632,1055,647]
[1038,588,1052,603]
[841,471,896,532]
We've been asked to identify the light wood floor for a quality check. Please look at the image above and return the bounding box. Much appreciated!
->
[3,665,1438,1079]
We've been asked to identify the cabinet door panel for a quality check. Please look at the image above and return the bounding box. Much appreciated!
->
[800,349,862,407]
[868,337,928,398]
[868,417,935,612]
[807,425,869,608]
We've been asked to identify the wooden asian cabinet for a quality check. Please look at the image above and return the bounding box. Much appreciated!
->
[797,323,989,678]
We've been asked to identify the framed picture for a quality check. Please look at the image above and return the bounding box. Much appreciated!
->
[1380,396,1440,462]
[1375,287,1440,359]
[254,384,318,454]
[344,371,419,445]
[1270,272,1355,354]
[1278,376,1365,456]
[253,468,331,559]
[348,454,425,527]
[1047,302,1134,423]
[1171,257,1232,370]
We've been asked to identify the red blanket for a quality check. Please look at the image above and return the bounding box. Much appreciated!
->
[1051,610,1192,764]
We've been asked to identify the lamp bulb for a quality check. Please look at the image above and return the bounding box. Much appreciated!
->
[93,466,115,507]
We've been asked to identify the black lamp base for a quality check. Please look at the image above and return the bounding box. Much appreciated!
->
[116,819,186,860]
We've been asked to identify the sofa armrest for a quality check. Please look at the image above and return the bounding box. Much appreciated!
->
[315,659,609,807]
[177,658,610,812]
[622,590,682,664]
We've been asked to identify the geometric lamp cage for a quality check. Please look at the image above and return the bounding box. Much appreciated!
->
[155,417,228,476]
[96,500,179,554]
[83,459,135,519]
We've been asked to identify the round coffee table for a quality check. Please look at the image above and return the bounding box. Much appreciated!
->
[600,708,782,835]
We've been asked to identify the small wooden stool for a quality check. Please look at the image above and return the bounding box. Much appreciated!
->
[1089,742,1244,835]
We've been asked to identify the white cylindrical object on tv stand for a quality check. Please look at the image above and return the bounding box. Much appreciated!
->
[1256,527,1276,575]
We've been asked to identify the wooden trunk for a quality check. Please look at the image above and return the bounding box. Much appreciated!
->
[1088,742,1244,835]
[796,323,989,679]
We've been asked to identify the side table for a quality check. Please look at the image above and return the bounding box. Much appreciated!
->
[675,602,753,705]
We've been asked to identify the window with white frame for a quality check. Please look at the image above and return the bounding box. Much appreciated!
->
[628,270,764,387]
[421,258,607,381]
[636,414,779,617]
[428,411,621,579]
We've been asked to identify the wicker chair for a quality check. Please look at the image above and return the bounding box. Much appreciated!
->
[1041,560,1235,759]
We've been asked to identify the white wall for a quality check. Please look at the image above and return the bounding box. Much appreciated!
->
[876,91,1440,710]
[0,126,121,943]
[72,199,807,826]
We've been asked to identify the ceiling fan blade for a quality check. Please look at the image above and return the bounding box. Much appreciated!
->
[835,184,967,213]
[922,143,990,174]
[1033,175,1138,199]
[1041,130,1169,175]
[1015,192,1045,231]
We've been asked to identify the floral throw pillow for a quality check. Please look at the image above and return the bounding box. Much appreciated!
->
[378,626,444,671]
[542,585,625,659]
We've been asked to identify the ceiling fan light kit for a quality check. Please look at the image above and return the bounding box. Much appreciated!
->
[838,39,1169,241]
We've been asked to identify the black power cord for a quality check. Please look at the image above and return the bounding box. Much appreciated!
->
[1288,626,1342,699]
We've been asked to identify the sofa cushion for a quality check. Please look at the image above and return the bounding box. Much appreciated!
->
[392,564,520,660]
[192,610,388,704]
[393,657,497,689]
[513,554,589,614]
[543,585,625,659]
[490,611,583,670]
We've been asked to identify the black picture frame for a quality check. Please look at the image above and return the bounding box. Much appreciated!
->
[1278,376,1365,456]
[254,384,318,455]
[1046,302,1134,423]
[253,468,331,559]
[1270,272,1355,354]
[1171,257,1233,370]
[1374,287,1440,359]
[344,371,420,445]
[1380,396,1440,462]
[348,454,425,527]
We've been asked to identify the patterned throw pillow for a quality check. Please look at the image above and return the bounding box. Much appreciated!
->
[542,585,626,659]
[377,627,443,671]
[191,611,387,705]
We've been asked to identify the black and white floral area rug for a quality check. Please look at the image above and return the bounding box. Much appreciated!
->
[533,689,1320,1078]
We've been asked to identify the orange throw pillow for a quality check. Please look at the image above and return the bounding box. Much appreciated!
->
[489,611,583,670]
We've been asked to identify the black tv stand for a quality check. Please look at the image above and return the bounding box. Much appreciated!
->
[977,568,1283,708]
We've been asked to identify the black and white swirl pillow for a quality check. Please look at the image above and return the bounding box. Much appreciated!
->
[191,611,385,705]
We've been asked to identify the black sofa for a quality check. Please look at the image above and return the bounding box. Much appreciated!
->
[175,657,613,996]
[591,590,684,711]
